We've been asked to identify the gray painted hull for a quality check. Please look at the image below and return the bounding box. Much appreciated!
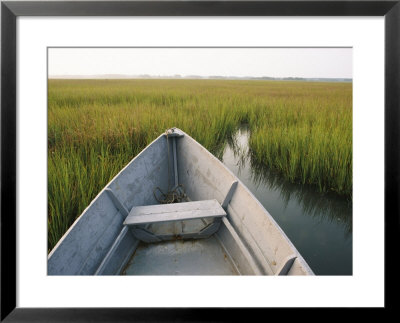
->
[48,128,314,275]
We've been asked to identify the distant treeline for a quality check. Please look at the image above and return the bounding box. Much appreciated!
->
[49,74,352,83]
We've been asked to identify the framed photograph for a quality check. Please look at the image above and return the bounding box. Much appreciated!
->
[1,0,398,320]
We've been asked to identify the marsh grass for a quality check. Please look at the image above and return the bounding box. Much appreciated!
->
[48,79,352,250]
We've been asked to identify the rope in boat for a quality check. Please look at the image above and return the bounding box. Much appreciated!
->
[153,184,187,204]
[153,129,187,204]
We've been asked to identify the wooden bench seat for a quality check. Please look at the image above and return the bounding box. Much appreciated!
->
[123,199,226,226]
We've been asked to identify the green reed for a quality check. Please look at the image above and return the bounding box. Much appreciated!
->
[48,79,352,250]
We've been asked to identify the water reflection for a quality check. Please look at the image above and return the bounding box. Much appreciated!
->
[222,127,353,274]
[249,160,353,237]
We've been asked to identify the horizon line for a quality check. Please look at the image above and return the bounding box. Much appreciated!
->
[48,74,353,81]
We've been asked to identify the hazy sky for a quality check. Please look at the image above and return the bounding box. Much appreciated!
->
[48,47,352,78]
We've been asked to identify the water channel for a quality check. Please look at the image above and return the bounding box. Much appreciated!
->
[221,127,352,275]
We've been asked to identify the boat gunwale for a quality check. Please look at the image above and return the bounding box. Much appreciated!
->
[177,129,314,275]
[48,133,167,258]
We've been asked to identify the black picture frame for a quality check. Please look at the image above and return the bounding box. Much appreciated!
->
[1,1,398,321]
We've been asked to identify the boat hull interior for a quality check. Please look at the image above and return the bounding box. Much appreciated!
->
[48,129,314,276]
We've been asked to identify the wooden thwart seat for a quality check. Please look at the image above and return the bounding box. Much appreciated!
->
[122,182,237,244]
[124,199,226,226]
[123,199,227,243]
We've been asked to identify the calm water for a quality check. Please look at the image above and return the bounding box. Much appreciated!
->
[221,128,352,275]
